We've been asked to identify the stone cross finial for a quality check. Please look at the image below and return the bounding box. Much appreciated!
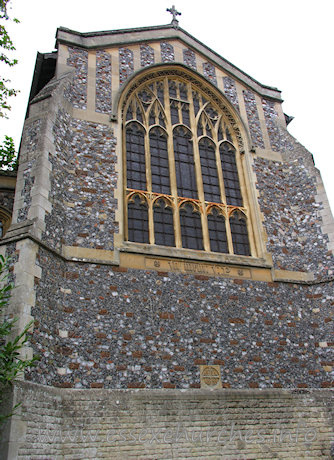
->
[167,5,181,27]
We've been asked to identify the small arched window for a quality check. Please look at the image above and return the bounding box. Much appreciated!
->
[0,208,11,239]
[123,73,253,257]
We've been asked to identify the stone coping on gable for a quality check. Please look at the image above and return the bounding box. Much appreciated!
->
[55,25,282,101]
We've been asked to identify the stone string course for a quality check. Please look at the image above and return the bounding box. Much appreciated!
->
[119,48,134,86]
[203,62,217,86]
[262,98,281,152]
[160,42,175,63]
[65,47,88,109]
[254,156,333,278]
[223,76,239,112]
[140,44,155,67]
[43,109,117,251]
[183,48,197,70]
[29,248,333,390]
[9,381,333,459]
[95,50,112,114]
[243,89,265,148]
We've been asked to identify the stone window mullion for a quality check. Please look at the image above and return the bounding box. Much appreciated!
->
[164,77,181,247]
[226,208,235,254]
[215,118,228,205]
[188,83,210,251]
[148,193,154,245]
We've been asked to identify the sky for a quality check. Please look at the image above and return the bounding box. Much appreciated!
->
[1,0,334,213]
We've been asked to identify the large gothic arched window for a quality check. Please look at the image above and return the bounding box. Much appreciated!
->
[124,75,251,256]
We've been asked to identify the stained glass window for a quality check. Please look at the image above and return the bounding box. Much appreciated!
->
[124,75,251,256]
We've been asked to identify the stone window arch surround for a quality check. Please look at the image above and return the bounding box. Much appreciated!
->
[114,64,271,268]
[0,207,12,238]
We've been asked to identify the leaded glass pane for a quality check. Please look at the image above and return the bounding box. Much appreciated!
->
[180,203,203,250]
[179,83,188,100]
[154,199,175,247]
[199,138,221,203]
[136,106,143,123]
[225,125,233,143]
[150,128,170,195]
[208,208,228,253]
[230,211,250,256]
[158,111,166,128]
[128,195,149,243]
[220,142,243,206]
[149,108,156,125]
[126,123,146,190]
[218,123,224,141]
[197,120,203,137]
[205,104,218,121]
[168,80,177,98]
[204,119,213,138]
[126,104,133,121]
[170,100,179,125]
[192,92,200,116]
[173,127,197,199]
[138,89,153,109]
[181,103,190,127]
[157,81,164,106]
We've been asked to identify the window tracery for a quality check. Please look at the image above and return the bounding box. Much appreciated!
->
[124,74,251,256]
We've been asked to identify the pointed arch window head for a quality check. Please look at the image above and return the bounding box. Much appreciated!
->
[124,73,253,258]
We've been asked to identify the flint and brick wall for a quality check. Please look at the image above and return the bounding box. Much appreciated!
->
[9,42,331,392]
[61,40,285,156]
[254,155,333,278]
[27,248,334,390]
[43,109,117,252]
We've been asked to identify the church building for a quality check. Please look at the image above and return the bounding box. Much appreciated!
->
[0,9,333,458]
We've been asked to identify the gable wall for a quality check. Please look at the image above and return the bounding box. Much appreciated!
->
[2,26,333,393]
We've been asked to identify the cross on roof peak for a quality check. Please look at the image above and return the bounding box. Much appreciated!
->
[166,5,181,27]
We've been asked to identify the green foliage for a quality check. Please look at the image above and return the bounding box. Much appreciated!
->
[0,134,17,170]
[0,0,19,118]
[0,254,38,423]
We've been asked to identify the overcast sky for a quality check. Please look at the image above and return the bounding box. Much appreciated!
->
[2,0,334,213]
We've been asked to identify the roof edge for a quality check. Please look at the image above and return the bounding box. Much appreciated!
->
[56,24,282,101]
